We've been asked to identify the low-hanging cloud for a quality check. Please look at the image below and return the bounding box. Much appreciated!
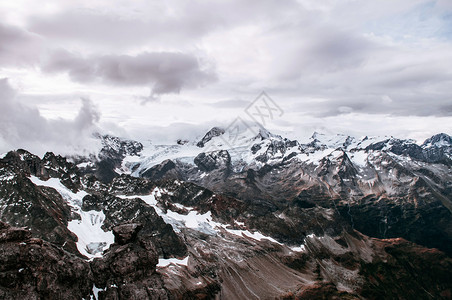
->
[41,50,217,100]
[0,78,101,156]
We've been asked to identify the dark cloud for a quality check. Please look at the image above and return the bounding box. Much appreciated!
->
[0,78,101,155]
[41,50,217,99]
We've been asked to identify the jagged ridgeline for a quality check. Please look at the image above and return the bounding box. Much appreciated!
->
[0,129,451,299]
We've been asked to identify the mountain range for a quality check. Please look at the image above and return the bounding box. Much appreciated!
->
[0,126,451,299]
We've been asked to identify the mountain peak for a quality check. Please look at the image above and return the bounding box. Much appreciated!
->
[422,133,452,148]
[197,127,225,147]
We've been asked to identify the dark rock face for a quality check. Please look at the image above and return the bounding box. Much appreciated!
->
[0,221,93,300]
[141,159,180,181]
[196,127,225,147]
[1,149,82,191]
[359,238,452,299]
[366,134,452,164]
[177,139,188,145]
[112,223,143,245]
[91,226,165,300]
[81,193,187,258]
[194,150,231,173]
[75,134,144,183]
[254,138,299,163]
[0,154,79,254]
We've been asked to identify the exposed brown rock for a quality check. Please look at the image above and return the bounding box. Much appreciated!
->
[112,223,143,245]
[0,221,93,300]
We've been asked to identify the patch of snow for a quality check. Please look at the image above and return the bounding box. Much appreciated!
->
[131,143,202,177]
[234,220,245,226]
[92,284,105,300]
[290,245,306,252]
[310,132,352,149]
[0,152,7,159]
[29,176,87,208]
[222,227,282,245]
[296,148,333,165]
[306,233,318,239]
[355,135,389,149]
[77,162,93,168]
[173,203,193,211]
[119,191,158,207]
[116,155,143,175]
[0,173,15,182]
[68,210,114,259]
[349,151,368,168]
[157,256,189,268]
[29,176,113,259]
[119,190,284,245]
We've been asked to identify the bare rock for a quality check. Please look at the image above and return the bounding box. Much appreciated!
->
[0,221,93,300]
[112,223,143,245]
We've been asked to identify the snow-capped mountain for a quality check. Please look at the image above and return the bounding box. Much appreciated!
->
[109,126,452,256]
[0,127,451,299]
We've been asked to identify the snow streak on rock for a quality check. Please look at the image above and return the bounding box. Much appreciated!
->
[29,176,114,258]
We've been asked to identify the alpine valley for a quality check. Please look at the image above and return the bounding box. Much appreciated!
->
[1,125,451,299]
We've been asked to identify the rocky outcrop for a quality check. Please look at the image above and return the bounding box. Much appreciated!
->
[1,149,82,191]
[91,223,166,300]
[75,134,144,183]
[194,150,231,173]
[81,193,187,258]
[141,159,181,181]
[196,127,225,147]
[112,223,143,245]
[0,221,93,300]
[0,157,79,254]
[359,237,452,299]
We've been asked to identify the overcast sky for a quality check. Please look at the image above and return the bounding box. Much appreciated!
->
[1,0,452,155]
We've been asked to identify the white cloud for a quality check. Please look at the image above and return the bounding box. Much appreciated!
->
[0,79,101,156]
[0,0,451,149]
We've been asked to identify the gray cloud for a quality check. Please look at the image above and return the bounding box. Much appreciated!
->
[28,9,216,49]
[206,98,250,108]
[0,78,101,156]
[0,23,42,66]
[26,1,300,49]
[41,50,216,99]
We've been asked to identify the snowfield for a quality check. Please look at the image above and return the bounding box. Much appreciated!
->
[29,176,114,259]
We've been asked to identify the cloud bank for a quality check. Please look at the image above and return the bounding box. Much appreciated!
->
[41,50,216,99]
[0,78,101,156]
